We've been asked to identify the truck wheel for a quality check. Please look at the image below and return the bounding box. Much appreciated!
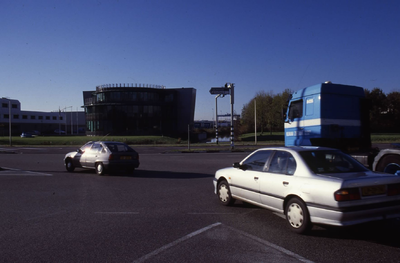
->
[376,155,400,174]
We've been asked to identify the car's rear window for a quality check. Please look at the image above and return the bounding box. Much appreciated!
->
[299,150,368,174]
[105,143,133,153]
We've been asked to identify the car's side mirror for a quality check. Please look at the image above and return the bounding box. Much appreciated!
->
[233,162,248,170]
[77,149,83,154]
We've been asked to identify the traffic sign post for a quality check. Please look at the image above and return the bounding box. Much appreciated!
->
[209,83,235,150]
[209,87,230,95]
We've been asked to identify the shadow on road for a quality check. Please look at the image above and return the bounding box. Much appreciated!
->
[59,168,213,179]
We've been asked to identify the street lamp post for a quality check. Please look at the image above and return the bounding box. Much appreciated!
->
[2,97,12,146]
[8,100,11,146]
[61,106,72,135]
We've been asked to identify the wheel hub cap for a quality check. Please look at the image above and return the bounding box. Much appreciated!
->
[287,203,303,228]
[219,185,229,202]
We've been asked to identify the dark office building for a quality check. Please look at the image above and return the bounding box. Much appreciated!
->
[83,84,196,136]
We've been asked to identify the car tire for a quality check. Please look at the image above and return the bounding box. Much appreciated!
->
[217,180,235,206]
[376,154,400,174]
[95,162,105,175]
[285,197,311,234]
[65,159,75,172]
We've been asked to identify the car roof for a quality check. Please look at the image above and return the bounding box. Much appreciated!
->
[256,146,340,153]
[88,141,126,144]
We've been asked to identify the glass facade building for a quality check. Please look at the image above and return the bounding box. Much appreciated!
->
[83,84,196,136]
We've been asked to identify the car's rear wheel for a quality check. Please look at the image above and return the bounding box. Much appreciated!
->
[285,197,311,234]
[65,159,75,172]
[217,180,235,206]
[95,162,105,175]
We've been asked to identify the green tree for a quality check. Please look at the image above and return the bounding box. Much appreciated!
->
[387,91,400,132]
[240,89,292,134]
[365,87,388,132]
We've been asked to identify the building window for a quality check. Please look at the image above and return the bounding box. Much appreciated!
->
[4,114,9,119]
[31,116,36,120]
[2,103,8,108]
[60,117,63,120]
[22,115,28,119]
[38,116,43,120]
[53,116,57,120]
[12,104,18,109]
[46,116,50,120]
[13,115,19,119]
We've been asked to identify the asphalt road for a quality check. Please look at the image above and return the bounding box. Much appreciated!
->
[1,146,400,262]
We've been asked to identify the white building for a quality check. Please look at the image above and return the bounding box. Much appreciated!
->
[0,97,85,136]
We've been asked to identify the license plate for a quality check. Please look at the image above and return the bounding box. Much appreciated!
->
[361,185,386,196]
[120,156,132,160]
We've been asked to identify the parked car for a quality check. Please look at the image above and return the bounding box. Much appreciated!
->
[214,146,400,234]
[20,132,34,138]
[54,129,66,135]
[64,141,140,175]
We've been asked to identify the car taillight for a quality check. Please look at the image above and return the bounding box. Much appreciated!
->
[387,183,400,196]
[109,154,114,160]
[334,188,361,201]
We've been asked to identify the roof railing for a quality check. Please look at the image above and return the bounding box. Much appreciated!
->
[96,83,166,92]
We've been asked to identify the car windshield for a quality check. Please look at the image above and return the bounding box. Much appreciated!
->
[299,150,368,174]
[105,143,134,153]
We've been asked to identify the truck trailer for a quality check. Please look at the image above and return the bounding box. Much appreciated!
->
[284,81,400,174]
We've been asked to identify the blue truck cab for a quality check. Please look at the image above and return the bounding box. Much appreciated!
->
[284,82,400,173]
[285,82,371,153]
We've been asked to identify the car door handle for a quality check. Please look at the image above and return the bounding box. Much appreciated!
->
[283,181,289,186]
[254,177,259,180]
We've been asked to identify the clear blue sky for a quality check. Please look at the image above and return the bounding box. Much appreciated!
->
[1,0,399,120]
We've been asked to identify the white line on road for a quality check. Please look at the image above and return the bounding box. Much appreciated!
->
[225,225,315,263]
[132,222,222,263]
[187,212,236,215]
[0,167,52,176]
[95,212,140,215]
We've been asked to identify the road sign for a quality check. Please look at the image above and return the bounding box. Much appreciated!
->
[209,87,230,95]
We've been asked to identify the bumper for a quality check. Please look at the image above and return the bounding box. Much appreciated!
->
[308,203,400,226]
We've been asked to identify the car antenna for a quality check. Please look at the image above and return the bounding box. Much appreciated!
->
[99,133,110,141]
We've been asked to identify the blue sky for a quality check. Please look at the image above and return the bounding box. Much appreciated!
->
[1,0,399,120]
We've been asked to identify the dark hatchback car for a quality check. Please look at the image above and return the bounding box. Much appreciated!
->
[64,141,140,175]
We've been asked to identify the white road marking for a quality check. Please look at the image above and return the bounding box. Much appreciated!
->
[0,167,52,176]
[187,212,236,215]
[132,222,313,263]
[225,225,314,263]
[132,222,222,263]
[95,212,139,215]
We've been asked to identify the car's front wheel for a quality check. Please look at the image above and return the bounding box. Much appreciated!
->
[95,162,105,175]
[285,197,311,234]
[65,159,75,172]
[217,180,235,206]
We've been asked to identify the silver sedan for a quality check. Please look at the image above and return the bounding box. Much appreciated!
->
[64,141,139,175]
[214,146,400,234]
